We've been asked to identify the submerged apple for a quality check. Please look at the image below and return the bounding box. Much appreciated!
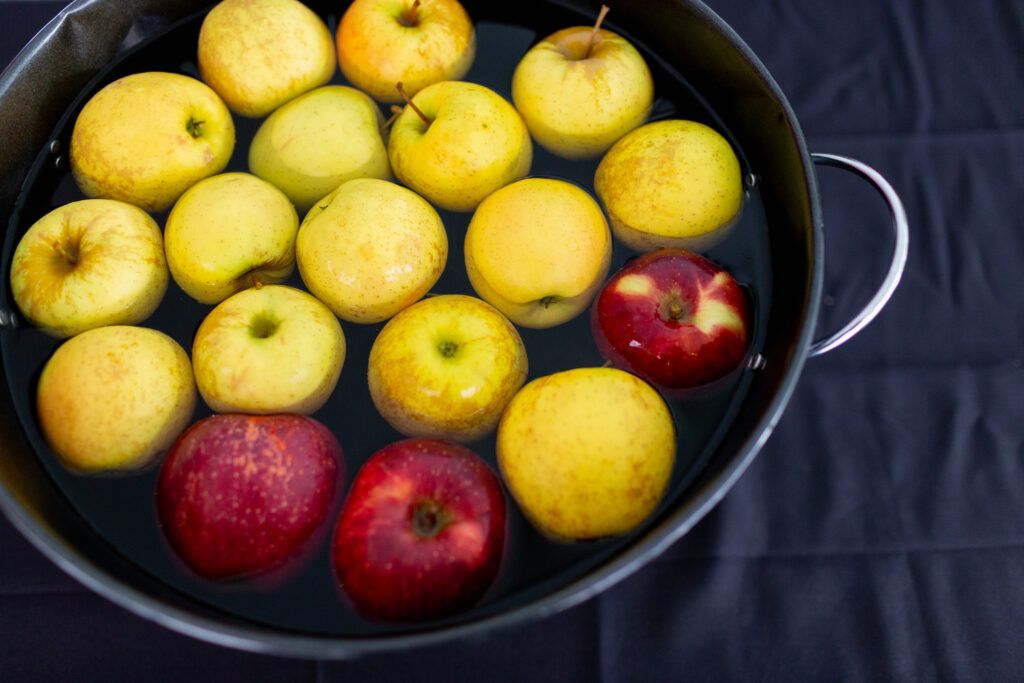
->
[332,438,506,622]
[592,249,750,391]
[157,414,343,581]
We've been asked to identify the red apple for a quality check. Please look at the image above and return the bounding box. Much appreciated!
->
[157,414,343,581]
[332,438,506,622]
[591,249,750,391]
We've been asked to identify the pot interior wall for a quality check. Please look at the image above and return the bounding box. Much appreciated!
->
[0,0,817,652]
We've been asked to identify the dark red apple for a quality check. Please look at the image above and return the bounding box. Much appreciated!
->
[333,438,506,622]
[157,414,343,581]
[591,248,750,391]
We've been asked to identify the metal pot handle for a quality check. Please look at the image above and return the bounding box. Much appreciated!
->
[807,153,909,357]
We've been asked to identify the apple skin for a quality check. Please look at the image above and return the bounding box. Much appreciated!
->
[512,26,653,160]
[337,0,476,103]
[388,80,532,212]
[464,177,611,328]
[248,86,391,214]
[70,72,235,213]
[37,326,196,473]
[595,119,743,252]
[192,285,346,415]
[333,438,505,622]
[497,367,675,540]
[296,178,447,324]
[164,173,298,305]
[591,249,750,392]
[10,199,168,338]
[157,414,343,580]
[367,294,527,443]
[198,0,336,117]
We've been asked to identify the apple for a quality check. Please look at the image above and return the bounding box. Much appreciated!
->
[333,437,505,621]
[36,325,196,473]
[595,119,743,251]
[158,414,343,580]
[164,173,298,305]
[248,86,391,213]
[512,5,653,160]
[192,285,345,415]
[296,178,447,324]
[10,199,168,338]
[592,249,750,391]
[464,177,611,328]
[368,294,527,443]
[388,80,532,212]
[198,0,335,117]
[337,0,476,103]
[498,367,676,540]
[70,71,235,213]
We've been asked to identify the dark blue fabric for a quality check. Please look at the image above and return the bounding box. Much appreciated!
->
[2,0,1023,680]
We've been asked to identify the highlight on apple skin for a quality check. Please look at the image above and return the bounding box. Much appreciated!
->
[591,248,750,393]
[332,437,506,622]
[157,413,344,581]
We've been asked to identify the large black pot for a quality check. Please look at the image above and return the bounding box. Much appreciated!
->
[0,0,907,657]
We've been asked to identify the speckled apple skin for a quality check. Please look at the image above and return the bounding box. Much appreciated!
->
[591,249,749,391]
[333,438,506,622]
[157,414,343,581]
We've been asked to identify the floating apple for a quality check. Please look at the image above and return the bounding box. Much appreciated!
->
[333,438,505,621]
[512,5,653,159]
[157,414,343,580]
[497,367,675,540]
[10,199,168,338]
[591,249,750,391]
[337,0,476,103]
[70,71,235,212]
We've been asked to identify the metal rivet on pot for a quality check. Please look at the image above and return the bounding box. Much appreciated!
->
[54,155,66,170]
[747,353,766,370]
[745,172,758,189]
[48,140,61,155]
[0,310,17,328]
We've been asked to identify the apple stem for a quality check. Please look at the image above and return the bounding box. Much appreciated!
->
[586,4,611,58]
[382,105,404,132]
[51,239,77,265]
[186,116,204,139]
[250,273,263,290]
[400,0,421,27]
[669,302,683,319]
[412,499,449,538]
[396,82,430,125]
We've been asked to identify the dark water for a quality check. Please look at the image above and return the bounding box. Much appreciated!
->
[0,2,771,636]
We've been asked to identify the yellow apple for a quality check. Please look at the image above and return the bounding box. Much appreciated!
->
[248,86,391,213]
[37,325,196,473]
[464,177,611,328]
[368,294,527,443]
[512,19,653,159]
[10,199,168,338]
[198,0,336,117]
[164,173,298,305]
[388,80,532,212]
[70,71,235,213]
[497,367,676,540]
[296,178,446,324]
[595,119,744,251]
[192,285,345,415]
[337,0,475,103]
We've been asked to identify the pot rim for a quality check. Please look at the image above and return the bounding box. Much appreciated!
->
[0,0,824,658]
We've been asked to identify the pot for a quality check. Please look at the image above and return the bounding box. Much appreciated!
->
[0,0,908,657]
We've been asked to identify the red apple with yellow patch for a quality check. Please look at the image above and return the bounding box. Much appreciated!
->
[591,249,749,392]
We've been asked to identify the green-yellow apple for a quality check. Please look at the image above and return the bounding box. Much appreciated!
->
[368,294,527,443]
[164,173,298,305]
[10,199,168,338]
[464,177,611,328]
[192,285,345,415]
[198,0,336,117]
[595,119,743,251]
[337,0,475,103]
[297,178,447,324]
[497,367,675,540]
[248,86,390,213]
[70,71,235,213]
[37,325,196,473]
[388,80,532,212]
[512,7,653,159]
